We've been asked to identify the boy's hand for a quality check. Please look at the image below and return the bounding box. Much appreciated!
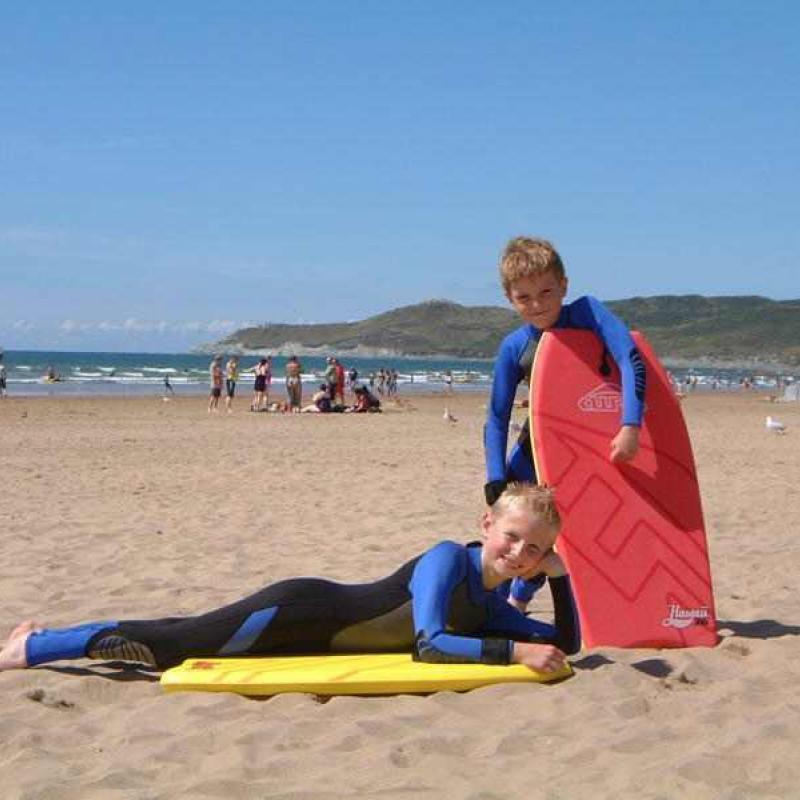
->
[511,642,567,672]
[610,425,640,463]
[538,550,567,578]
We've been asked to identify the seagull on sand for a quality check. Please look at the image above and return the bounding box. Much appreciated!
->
[766,416,787,434]
[443,407,458,423]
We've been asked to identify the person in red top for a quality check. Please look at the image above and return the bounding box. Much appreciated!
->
[334,358,346,405]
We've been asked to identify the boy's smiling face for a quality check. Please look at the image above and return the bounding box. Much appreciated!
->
[481,508,558,587]
[506,271,568,329]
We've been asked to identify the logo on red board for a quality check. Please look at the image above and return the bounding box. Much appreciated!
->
[578,383,622,413]
[661,603,710,629]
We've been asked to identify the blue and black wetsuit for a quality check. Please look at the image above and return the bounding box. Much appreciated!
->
[485,295,646,604]
[25,541,580,669]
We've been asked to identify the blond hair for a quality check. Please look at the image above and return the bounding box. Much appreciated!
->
[490,482,561,529]
[499,237,565,295]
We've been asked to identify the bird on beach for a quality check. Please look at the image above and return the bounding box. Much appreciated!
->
[443,407,458,423]
[765,416,787,434]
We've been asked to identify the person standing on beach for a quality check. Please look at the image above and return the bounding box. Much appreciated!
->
[224,356,240,413]
[0,353,7,398]
[324,357,337,397]
[485,237,646,610]
[263,356,272,406]
[285,355,303,412]
[334,358,345,405]
[251,358,270,411]
[163,375,175,398]
[208,357,223,414]
[347,366,359,397]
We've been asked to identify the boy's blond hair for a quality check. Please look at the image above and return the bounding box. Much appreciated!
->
[499,237,565,295]
[490,482,561,530]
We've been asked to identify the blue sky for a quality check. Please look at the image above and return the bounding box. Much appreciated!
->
[2,2,798,352]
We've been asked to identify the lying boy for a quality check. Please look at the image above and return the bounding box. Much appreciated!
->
[0,484,579,675]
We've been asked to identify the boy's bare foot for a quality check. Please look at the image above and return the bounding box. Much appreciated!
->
[0,620,41,671]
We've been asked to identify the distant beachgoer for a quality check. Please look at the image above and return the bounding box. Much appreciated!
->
[302,384,332,413]
[225,357,240,413]
[444,370,454,394]
[334,358,345,405]
[324,357,337,394]
[377,368,386,396]
[349,385,381,413]
[347,367,359,395]
[0,354,7,398]
[208,358,223,414]
[286,356,303,412]
[251,358,270,411]
[387,369,398,397]
[163,375,175,397]
[264,357,273,403]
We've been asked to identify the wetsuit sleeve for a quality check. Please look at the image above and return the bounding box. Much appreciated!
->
[485,335,525,482]
[508,573,547,604]
[484,576,581,655]
[409,542,512,665]
[569,296,646,426]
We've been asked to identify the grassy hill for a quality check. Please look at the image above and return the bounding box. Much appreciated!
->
[213,300,516,359]
[607,296,800,366]
[207,296,800,367]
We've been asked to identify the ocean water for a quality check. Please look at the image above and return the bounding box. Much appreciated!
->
[0,350,494,396]
[0,349,793,397]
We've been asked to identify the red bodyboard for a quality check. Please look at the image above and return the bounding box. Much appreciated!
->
[530,330,718,648]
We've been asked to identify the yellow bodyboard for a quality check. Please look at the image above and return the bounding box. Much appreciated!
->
[160,653,572,696]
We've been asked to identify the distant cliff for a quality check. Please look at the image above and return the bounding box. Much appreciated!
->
[198,296,800,368]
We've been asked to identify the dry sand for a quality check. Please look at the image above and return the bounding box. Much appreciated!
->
[1,390,798,799]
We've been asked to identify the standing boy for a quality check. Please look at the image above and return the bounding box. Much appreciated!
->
[485,237,646,607]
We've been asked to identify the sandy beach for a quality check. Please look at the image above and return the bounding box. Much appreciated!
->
[1,390,799,800]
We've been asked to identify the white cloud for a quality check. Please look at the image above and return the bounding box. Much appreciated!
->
[57,319,248,336]
[11,320,36,332]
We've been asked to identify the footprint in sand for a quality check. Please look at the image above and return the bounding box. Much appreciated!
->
[25,688,75,710]
[721,640,751,657]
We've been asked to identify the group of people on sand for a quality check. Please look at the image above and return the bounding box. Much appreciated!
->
[302,357,382,414]
[206,353,382,415]
[205,354,275,414]
[370,367,399,397]
[1,236,645,678]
